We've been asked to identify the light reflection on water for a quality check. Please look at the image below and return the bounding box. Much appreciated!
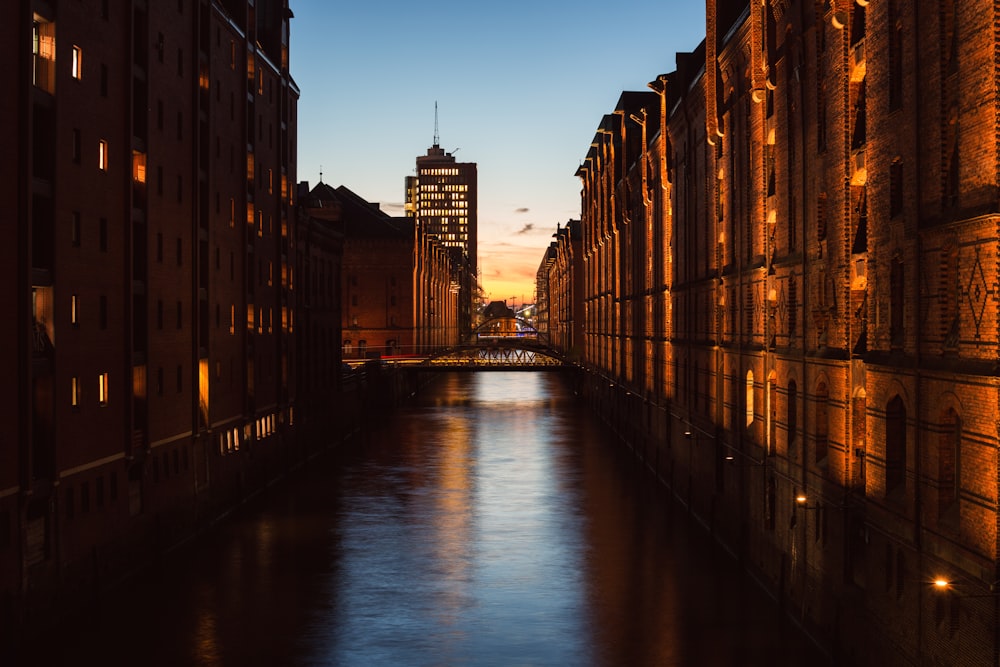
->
[24,372,828,667]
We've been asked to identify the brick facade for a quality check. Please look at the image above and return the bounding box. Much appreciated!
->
[2,0,302,627]
[557,1,1000,663]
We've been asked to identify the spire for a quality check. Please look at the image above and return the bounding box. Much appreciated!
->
[433,101,440,147]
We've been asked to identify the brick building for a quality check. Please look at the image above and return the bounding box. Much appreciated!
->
[3,0,301,625]
[536,220,585,358]
[303,183,458,358]
[561,1,1000,663]
[295,182,343,443]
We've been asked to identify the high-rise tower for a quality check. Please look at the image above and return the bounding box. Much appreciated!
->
[406,109,477,338]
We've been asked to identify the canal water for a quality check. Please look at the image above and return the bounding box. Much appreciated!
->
[27,372,828,666]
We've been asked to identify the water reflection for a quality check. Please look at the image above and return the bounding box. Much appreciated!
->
[23,372,827,666]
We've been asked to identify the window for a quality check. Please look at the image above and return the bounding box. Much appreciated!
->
[890,159,903,218]
[70,294,78,326]
[100,63,107,96]
[98,139,109,171]
[32,18,56,92]
[176,301,182,329]
[71,211,81,247]
[176,365,182,392]
[886,395,906,495]
[890,257,904,348]
[745,369,754,428]
[71,376,80,407]
[99,218,107,252]
[72,129,81,163]
[939,408,960,516]
[815,382,829,463]
[98,372,109,405]
[71,45,82,79]
[99,295,107,329]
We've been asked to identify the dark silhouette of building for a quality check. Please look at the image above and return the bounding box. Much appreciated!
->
[295,182,344,444]
[303,182,458,357]
[2,0,299,625]
[552,1,1000,663]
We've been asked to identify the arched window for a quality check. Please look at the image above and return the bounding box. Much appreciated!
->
[358,340,367,358]
[746,370,755,428]
[886,395,906,494]
[342,339,352,357]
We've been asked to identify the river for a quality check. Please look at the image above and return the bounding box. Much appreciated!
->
[25,371,828,666]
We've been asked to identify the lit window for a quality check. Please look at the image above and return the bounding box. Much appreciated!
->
[132,150,146,183]
[70,294,78,325]
[71,45,82,79]
[98,139,108,171]
[98,372,109,405]
[746,369,755,427]
[71,377,79,407]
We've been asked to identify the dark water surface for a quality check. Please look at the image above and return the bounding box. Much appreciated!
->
[26,372,828,666]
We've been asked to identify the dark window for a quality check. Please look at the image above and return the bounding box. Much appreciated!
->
[96,476,104,508]
[890,257,904,348]
[65,486,75,520]
[99,295,107,329]
[886,395,906,495]
[176,301,182,329]
[99,218,107,252]
[71,211,81,247]
[72,128,81,163]
[939,408,960,514]
[815,382,829,464]
[176,364,183,392]
[100,63,108,96]
[80,482,90,513]
[157,299,163,329]
[890,160,903,218]
[156,233,163,262]
[176,238,182,266]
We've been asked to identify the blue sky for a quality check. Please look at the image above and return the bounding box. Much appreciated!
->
[291,0,706,303]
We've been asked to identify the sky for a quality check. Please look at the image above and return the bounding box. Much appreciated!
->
[290,0,706,305]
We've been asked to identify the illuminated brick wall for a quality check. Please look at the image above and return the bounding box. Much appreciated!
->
[568,0,1000,662]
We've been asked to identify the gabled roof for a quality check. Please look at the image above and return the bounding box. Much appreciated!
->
[333,185,413,239]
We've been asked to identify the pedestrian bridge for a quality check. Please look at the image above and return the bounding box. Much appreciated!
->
[381,340,572,371]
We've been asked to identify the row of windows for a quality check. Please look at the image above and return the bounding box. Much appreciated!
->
[217,410,290,456]
[419,168,459,176]
[69,372,110,407]
[64,471,118,520]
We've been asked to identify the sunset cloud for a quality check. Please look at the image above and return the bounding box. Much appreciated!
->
[514,207,530,214]
[515,223,535,235]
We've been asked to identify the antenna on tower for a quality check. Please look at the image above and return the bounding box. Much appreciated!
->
[433,101,440,147]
